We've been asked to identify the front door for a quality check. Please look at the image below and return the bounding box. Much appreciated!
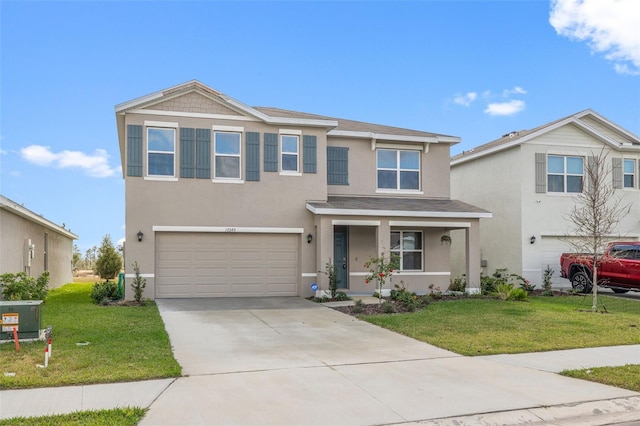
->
[334,228,348,289]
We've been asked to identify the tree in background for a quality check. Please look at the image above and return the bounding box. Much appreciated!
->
[564,149,631,312]
[94,235,123,281]
[72,245,82,273]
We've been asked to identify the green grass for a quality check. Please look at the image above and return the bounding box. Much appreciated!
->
[0,283,181,390]
[562,364,640,392]
[362,295,640,355]
[0,407,146,426]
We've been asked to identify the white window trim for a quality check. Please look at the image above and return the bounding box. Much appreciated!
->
[623,158,636,189]
[213,131,242,181]
[391,230,423,272]
[547,154,584,194]
[376,149,421,191]
[280,134,300,174]
[146,126,177,178]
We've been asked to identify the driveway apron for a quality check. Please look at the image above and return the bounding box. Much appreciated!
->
[142,297,637,426]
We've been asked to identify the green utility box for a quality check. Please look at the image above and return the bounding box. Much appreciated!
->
[0,300,43,340]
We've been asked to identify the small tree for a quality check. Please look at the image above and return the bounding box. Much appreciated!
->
[564,149,631,312]
[322,259,338,299]
[364,252,399,304]
[94,235,123,281]
[131,261,147,303]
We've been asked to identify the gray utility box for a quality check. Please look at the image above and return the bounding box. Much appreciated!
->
[0,300,43,340]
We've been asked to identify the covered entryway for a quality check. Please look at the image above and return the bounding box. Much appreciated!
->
[155,232,299,298]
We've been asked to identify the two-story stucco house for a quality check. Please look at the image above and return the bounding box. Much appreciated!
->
[450,109,640,287]
[0,195,78,289]
[115,81,491,300]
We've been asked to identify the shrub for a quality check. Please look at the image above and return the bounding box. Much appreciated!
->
[91,281,119,304]
[381,300,396,314]
[0,271,49,301]
[390,284,422,312]
[353,299,365,314]
[131,261,147,303]
[542,265,554,296]
[334,291,350,301]
[449,275,466,292]
[493,282,528,301]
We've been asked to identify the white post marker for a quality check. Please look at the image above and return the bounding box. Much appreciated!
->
[44,346,49,368]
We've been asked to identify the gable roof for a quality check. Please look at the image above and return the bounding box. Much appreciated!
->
[0,195,78,240]
[451,109,640,166]
[115,81,460,167]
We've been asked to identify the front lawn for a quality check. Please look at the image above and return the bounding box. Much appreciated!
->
[0,408,146,426]
[0,283,181,389]
[361,295,640,355]
[562,364,640,392]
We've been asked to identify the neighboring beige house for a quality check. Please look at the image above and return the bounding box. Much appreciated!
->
[450,110,640,287]
[115,80,491,300]
[0,195,78,290]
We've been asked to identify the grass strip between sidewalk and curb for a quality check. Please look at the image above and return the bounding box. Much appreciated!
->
[0,283,181,390]
[0,407,146,426]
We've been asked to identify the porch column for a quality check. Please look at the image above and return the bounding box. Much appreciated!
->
[465,220,481,294]
[316,215,334,291]
[377,219,391,259]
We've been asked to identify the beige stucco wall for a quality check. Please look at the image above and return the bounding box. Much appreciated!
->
[123,113,327,299]
[327,138,452,198]
[0,209,74,290]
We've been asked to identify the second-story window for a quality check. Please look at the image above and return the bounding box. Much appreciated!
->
[624,159,636,188]
[147,127,175,177]
[214,131,241,179]
[281,135,299,173]
[548,155,583,193]
[377,149,420,190]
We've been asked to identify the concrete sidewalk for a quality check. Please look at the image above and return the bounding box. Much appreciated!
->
[1,296,639,425]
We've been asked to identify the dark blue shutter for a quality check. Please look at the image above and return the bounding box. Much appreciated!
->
[264,133,278,172]
[196,128,211,179]
[180,128,195,178]
[327,146,349,185]
[303,135,317,174]
[246,132,260,181]
[127,124,143,177]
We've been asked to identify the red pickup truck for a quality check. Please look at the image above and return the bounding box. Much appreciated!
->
[560,242,640,294]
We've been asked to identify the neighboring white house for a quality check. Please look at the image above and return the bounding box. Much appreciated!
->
[0,195,78,289]
[450,110,640,287]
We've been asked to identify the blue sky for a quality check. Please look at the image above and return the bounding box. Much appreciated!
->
[1,0,639,254]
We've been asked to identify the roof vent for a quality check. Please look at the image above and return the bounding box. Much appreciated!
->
[502,131,519,139]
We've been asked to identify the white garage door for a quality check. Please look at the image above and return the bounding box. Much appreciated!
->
[156,232,299,298]
[539,237,574,288]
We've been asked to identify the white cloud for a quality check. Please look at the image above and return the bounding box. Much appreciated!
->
[484,100,526,116]
[503,86,527,96]
[453,92,478,107]
[20,145,118,178]
[550,0,640,75]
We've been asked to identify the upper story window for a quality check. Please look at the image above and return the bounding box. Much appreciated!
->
[147,127,175,177]
[214,131,241,179]
[623,159,636,188]
[391,231,423,271]
[547,155,583,193]
[377,149,420,190]
[281,135,299,173]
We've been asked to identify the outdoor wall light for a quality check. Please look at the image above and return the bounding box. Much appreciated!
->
[137,231,144,242]
[307,233,313,244]
[530,235,536,245]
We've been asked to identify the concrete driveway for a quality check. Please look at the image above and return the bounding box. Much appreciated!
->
[142,297,638,426]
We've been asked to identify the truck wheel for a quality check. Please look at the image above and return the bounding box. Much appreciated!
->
[571,271,592,293]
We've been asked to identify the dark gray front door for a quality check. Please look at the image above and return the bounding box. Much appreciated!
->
[334,228,348,289]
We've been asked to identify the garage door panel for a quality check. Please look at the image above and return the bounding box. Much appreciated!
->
[156,233,299,298]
